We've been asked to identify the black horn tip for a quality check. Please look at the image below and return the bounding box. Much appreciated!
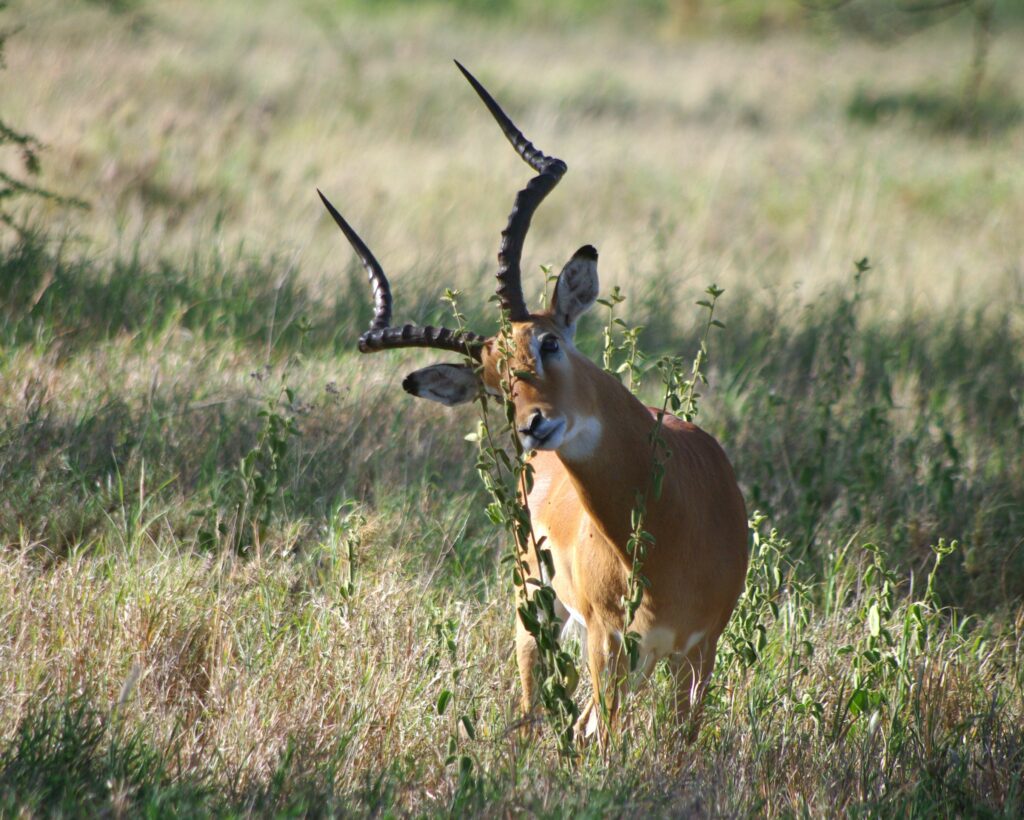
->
[453,60,494,107]
[317,188,348,228]
[574,244,598,261]
[453,58,474,82]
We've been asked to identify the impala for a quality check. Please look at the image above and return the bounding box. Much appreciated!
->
[318,62,748,739]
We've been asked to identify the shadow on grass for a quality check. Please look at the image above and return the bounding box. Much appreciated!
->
[0,371,491,576]
[2,233,1023,608]
[0,694,209,815]
[846,85,1023,135]
[0,692,395,816]
[3,687,1022,817]
[578,268,1024,610]
[0,692,641,817]
[0,231,496,359]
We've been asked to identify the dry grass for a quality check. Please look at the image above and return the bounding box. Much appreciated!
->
[1,0,1023,815]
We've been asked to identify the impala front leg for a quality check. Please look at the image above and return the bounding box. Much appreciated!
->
[514,580,571,731]
[514,611,540,720]
[576,624,626,746]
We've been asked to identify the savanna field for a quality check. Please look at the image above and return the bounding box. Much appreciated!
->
[1,0,1023,815]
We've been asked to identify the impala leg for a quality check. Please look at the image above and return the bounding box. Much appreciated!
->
[576,626,625,746]
[514,590,573,732]
[514,612,540,720]
[668,635,718,742]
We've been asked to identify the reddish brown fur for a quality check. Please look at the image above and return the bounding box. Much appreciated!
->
[480,316,748,739]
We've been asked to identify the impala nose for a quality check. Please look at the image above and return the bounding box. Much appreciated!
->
[518,411,545,438]
[517,411,566,450]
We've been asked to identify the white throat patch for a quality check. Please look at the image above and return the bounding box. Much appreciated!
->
[557,415,602,460]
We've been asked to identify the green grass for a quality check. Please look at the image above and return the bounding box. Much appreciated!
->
[847,83,1023,135]
[2,0,1024,815]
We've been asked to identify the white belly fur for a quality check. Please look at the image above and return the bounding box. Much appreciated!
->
[560,600,588,654]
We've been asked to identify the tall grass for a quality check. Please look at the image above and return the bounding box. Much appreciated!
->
[2,0,1023,815]
[3,221,1022,814]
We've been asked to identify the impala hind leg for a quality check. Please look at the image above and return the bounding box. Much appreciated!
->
[668,636,718,742]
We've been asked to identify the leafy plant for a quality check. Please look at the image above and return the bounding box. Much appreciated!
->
[447,287,581,757]
[195,384,300,554]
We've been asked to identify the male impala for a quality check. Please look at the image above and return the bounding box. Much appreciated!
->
[318,62,748,738]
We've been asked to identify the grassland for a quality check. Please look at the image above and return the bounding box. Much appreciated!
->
[1,0,1023,815]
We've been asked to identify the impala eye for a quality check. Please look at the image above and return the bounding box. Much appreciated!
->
[539,335,560,356]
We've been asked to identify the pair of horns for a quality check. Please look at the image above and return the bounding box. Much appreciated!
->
[317,60,567,360]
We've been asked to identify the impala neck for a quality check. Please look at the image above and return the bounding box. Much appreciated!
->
[556,356,666,552]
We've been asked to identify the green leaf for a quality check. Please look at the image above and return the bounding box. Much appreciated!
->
[437,689,452,715]
[848,687,870,716]
[540,548,556,581]
[868,603,881,637]
[517,605,540,634]
[534,585,555,612]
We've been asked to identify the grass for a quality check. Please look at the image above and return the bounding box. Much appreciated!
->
[1,0,1023,815]
[847,83,1023,135]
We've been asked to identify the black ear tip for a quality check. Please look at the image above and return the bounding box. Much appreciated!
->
[401,373,418,395]
[574,245,598,261]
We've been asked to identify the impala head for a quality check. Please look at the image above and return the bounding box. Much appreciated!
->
[318,61,602,454]
[471,244,601,453]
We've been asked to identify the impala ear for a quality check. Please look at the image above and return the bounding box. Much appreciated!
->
[551,245,599,337]
[402,363,481,406]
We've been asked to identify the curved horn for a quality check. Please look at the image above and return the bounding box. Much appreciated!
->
[455,61,567,323]
[318,189,485,360]
[318,189,391,331]
[359,323,486,357]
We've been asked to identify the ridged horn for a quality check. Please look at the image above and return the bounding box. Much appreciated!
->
[318,189,485,359]
[455,61,567,323]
